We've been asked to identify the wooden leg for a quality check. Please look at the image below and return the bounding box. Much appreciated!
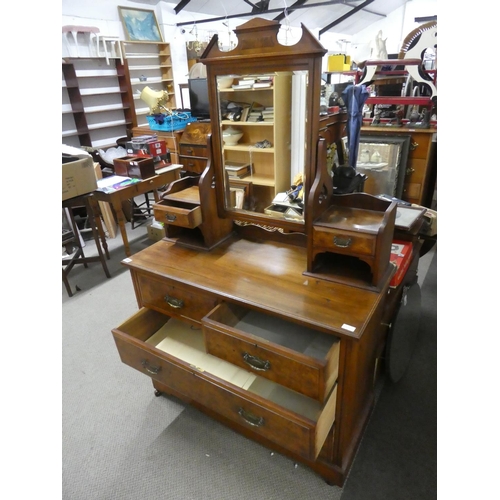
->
[112,201,131,257]
[89,197,110,259]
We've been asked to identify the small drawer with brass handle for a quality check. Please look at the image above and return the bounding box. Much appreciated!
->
[135,273,219,322]
[202,302,340,403]
[153,199,202,229]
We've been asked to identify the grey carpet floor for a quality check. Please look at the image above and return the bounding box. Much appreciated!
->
[62,222,436,499]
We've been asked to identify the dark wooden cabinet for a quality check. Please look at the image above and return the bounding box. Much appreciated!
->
[360,126,437,207]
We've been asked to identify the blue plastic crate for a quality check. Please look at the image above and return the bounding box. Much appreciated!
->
[146,112,197,132]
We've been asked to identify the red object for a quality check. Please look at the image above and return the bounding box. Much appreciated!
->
[389,240,413,287]
[126,139,167,157]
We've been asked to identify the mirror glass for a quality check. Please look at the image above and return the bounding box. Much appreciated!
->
[216,70,309,223]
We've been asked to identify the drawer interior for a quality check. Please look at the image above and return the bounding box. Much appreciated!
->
[206,303,339,362]
[159,200,199,211]
[146,317,325,421]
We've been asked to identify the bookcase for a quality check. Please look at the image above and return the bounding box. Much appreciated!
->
[218,72,293,212]
[120,41,177,128]
[62,58,134,149]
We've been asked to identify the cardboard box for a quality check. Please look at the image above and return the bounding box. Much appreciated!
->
[62,152,98,201]
[389,240,413,288]
[147,223,166,242]
[327,54,351,72]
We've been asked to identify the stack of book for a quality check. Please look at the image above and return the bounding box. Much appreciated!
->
[224,161,252,178]
[253,75,273,88]
[261,107,274,122]
[246,102,265,122]
[231,75,274,90]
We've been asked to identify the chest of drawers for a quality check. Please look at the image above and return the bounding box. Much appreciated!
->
[111,236,391,486]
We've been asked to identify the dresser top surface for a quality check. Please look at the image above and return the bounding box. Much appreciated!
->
[123,236,389,340]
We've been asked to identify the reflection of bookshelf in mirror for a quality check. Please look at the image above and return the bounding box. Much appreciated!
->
[219,72,292,213]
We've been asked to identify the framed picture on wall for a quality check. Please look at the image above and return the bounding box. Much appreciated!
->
[118,7,163,42]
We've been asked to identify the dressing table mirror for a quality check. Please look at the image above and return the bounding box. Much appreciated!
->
[201,18,326,233]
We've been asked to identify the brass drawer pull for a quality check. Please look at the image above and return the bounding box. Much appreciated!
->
[242,352,270,371]
[141,359,161,375]
[164,295,184,309]
[238,408,264,427]
[166,214,177,222]
[333,236,352,248]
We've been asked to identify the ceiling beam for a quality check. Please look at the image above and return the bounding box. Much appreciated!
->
[318,0,374,37]
[174,0,192,15]
[274,0,309,22]
[176,0,358,26]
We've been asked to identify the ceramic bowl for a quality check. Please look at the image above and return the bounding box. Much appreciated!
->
[218,77,234,89]
[222,127,243,145]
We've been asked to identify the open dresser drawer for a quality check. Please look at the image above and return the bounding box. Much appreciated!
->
[112,307,338,461]
[153,199,202,228]
[202,302,340,403]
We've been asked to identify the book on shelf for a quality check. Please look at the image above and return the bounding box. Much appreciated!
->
[253,82,272,88]
[227,168,251,179]
[232,82,253,89]
[225,161,252,178]
[240,105,251,122]
[225,160,251,171]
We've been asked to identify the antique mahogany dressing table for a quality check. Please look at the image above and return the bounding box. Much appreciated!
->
[111,19,416,486]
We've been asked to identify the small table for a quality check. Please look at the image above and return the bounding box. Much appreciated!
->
[92,166,181,257]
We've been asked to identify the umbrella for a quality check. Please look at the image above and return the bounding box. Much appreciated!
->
[341,84,369,168]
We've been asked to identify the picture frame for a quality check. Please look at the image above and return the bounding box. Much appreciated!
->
[118,7,163,42]
[355,135,411,199]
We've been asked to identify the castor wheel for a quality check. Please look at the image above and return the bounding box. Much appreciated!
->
[385,282,421,383]
[154,389,162,397]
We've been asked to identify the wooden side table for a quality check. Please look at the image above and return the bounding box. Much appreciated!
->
[92,166,181,257]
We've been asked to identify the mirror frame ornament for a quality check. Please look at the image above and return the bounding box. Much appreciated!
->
[200,18,327,235]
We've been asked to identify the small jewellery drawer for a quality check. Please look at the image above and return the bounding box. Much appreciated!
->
[202,303,340,403]
[112,307,338,461]
[135,273,219,323]
[179,144,208,157]
[153,199,202,228]
[179,156,207,174]
[312,226,376,257]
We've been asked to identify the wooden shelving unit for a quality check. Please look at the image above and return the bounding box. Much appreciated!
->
[62,57,134,149]
[120,41,177,128]
[218,72,293,212]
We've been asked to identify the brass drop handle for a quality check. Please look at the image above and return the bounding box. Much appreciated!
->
[164,295,184,309]
[166,214,177,222]
[238,408,264,427]
[406,167,415,175]
[242,352,270,371]
[333,236,352,248]
[141,359,161,375]
[186,148,194,155]
[410,141,419,150]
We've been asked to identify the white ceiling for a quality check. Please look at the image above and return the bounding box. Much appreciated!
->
[169,0,411,36]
